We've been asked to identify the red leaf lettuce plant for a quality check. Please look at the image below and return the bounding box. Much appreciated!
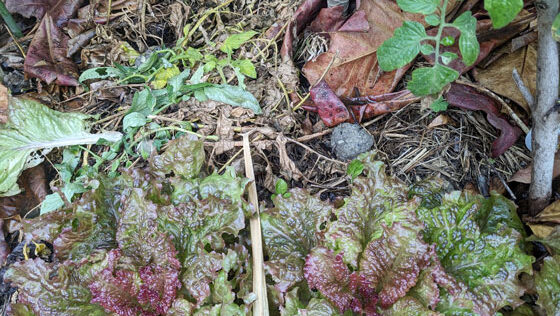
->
[262,152,534,315]
[3,135,253,315]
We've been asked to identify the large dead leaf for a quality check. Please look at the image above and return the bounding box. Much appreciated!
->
[446,83,521,157]
[475,44,537,113]
[302,0,423,97]
[0,165,47,218]
[7,0,84,86]
[25,14,80,86]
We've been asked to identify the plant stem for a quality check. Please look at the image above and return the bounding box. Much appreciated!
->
[433,0,450,66]
[529,0,560,215]
[0,1,23,38]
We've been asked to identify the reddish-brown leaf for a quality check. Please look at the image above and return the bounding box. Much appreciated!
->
[0,165,47,218]
[446,83,521,157]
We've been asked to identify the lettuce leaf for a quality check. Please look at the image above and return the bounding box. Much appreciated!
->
[535,256,560,315]
[0,96,121,196]
[262,189,332,291]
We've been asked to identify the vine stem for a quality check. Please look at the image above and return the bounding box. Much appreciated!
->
[434,0,450,66]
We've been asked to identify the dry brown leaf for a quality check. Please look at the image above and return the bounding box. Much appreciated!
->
[475,43,537,113]
[534,201,560,224]
[528,224,555,239]
[275,134,303,181]
[427,114,451,129]
[509,152,560,183]
[302,0,423,97]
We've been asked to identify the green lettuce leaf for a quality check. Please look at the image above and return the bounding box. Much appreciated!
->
[415,191,534,314]
[262,189,332,290]
[150,134,205,179]
[4,259,107,315]
[0,96,122,196]
[535,256,560,315]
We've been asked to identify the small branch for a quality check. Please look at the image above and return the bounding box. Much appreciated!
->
[529,0,560,215]
[512,67,535,107]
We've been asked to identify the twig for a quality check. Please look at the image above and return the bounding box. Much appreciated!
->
[242,132,269,316]
[512,67,535,107]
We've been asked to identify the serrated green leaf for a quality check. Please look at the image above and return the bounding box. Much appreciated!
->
[440,52,458,65]
[203,84,262,114]
[396,0,439,14]
[407,65,459,96]
[220,31,258,54]
[40,193,65,215]
[185,47,203,65]
[0,97,122,196]
[430,96,449,112]
[122,112,147,131]
[420,44,435,55]
[484,0,523,29]
[453,11,480,66]
[232,59,257,78]
[377,21,427,71]
[79,67,124,83]
[425,14,440,26]
[552,13,560,42]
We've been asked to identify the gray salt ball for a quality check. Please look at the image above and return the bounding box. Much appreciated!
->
[330,123,374,161]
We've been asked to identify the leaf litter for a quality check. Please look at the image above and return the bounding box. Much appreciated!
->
[0,0,557,315]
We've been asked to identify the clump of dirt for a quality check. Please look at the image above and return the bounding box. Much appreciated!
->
[331,123,374,161]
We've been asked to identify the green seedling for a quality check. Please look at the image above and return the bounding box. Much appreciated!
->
[272,178,291,199]
[347,159,364,181]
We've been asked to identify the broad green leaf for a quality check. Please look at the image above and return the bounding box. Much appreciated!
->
[202,84,262,114]
[185,47,203,66]
[220,31,258,54]
[198,167,250,204]
[535,256,560,315]
[484,0,523,29]
[151,65,181,89]
[407,65,459,96]
[378,21,427,71]
[166,68,191,102]
[553,13,560,42]
[79,67,124,83]
[40,193,65,215]
[430,96,448,112]
[282,288,340,316]
[396,0,439,14]
[122,112,147,131]
[424,14,440,26]
[0,96,122,196]
[231,59,257,78]
[128,88,156,116]
[453,11,480,66]
[420,44,435,55]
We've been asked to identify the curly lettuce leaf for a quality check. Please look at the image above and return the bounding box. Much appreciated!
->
[535,256,560,315]
[0,96,121,196]
[150,134,205,178]
[281,287,340,316]
[262,189,332,289]
[4,259,107,316]
[415,191,534,314]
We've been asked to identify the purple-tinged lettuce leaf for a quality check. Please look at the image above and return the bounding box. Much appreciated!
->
[415,191,534,314]
[304,247,378,315]
[88,248,181,316]
[262,189,332,290]
[150,134,205,179]
[535,256,560,315]
[4,259,107,315]
[323,155,420,268]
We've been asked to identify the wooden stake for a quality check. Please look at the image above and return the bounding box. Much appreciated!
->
[242,132,269,315]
